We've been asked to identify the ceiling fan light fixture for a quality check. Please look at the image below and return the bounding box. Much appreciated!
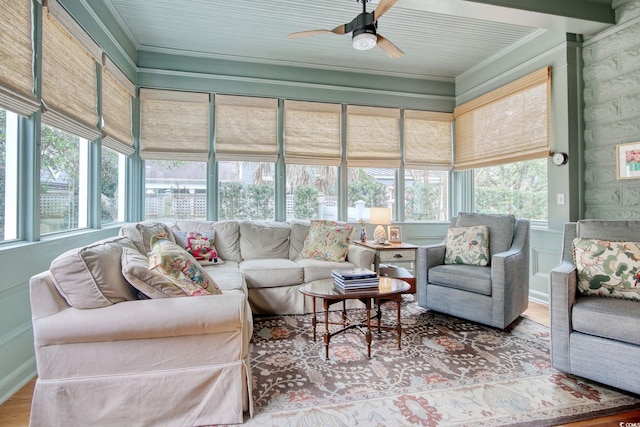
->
[352,29,377,50]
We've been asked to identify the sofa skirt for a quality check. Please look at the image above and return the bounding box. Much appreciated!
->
[30,360,252,426]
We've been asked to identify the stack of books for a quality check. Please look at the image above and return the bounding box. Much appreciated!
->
[332,268,379,291]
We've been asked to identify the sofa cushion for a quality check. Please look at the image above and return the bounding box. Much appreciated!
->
[428,264,492,295]
[149,236,222,296]
[240,259,304,289]
[240,221,290,260]
[172,220,241,262]
[455,212,515,258]
[573,238,640,302]
[572,296,640,345]
[49,236,138,309]
[296,220,352,262]
[289,220,311,259]
[120,221,175,255]
[202,263,245,293]
[295,258,358,282]
[121,248,187,298]
[444,225,490,266]
[173,230,223,265]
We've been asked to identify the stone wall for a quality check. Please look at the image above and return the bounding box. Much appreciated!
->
[583,0,640,219]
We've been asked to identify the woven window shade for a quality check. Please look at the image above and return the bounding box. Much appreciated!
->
[404,110,453,170]
[347,106,400,168]
[284,101,341,166]
[139,88,210,161]
[102,55,135,156]
[215,95,278,162]
[454,67,551,171]
[42,0,101,141]
[0,0,38,116]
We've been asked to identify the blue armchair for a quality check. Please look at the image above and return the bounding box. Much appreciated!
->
[415,213,530,329]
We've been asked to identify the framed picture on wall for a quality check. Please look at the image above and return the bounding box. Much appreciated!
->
[388,226,402,243]
[617,141,640,179]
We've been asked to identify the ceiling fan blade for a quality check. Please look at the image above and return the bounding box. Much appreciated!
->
[288,29,330,39]
[376,34,404,58]
[288,25,346,39]
[373,0,397,21]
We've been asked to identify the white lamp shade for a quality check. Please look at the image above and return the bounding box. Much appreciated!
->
[369,207,391,225]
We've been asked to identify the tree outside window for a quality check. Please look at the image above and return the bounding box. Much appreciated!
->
[40,125,87,233]
[474,158,548,221]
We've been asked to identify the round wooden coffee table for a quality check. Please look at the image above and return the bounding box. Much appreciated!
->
[299,277,410,359]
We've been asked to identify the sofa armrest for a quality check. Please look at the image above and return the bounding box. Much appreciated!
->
[33,293,249,346]
[347,244,375,269]
[415,244,446,285]
[549,260,577,372]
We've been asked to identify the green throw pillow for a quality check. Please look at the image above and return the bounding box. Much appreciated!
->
[573,238,640,302]
[444,225,490,266]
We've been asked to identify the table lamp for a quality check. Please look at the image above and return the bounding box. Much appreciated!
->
[369,207,391,244]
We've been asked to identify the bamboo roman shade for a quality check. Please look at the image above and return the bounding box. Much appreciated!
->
[454,66,551,170]
[0,0,39,116]
[102,55,135,156]
[139,88,210,161]
[41,0,101,141]
[347,106,400,168]
[403,110,453,170]
[215,95,278,162]
[284,101,341,166]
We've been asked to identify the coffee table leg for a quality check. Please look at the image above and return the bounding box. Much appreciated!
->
[311,297,317,341]
[396,295,402,350]
[323,298,330,360]
[366,298,372,358]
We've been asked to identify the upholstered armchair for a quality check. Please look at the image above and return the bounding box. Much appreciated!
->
[549,220,640,395]
[415,212,530,329]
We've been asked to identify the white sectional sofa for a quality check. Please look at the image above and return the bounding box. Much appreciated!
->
[172,219,375,314]
[28,219,374,426]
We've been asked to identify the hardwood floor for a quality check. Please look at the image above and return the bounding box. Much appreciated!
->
[1,300,638,426]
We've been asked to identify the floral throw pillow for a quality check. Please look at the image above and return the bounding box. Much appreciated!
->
[573,238,640,302]
[296,220,353,262]
[148,235,222,296]
[444,225,490,266]
[173,230,223,265]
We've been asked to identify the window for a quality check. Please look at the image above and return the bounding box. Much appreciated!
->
[405,169,449,221]
[218,161,275,220]
[144,160,207,221]
[348,168,395,221]
[474,158,548,221]
[101,146,126,225]
[286,164,338,220]
[283,101,341,221]
[40,125,88,233]
[1,108,19,241]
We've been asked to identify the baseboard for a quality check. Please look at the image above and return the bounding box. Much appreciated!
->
[529,290,549,304]
[0,357,36,405]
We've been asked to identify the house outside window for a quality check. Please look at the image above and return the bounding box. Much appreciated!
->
[144,160,207,221]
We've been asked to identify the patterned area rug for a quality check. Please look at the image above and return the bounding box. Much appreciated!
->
[244,298,640,426]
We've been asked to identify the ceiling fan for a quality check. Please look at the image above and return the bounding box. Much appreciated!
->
[287,0,404,58]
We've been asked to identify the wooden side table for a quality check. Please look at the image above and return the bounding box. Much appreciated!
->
[354,241,418,293]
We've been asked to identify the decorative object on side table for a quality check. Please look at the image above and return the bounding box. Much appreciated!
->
[359,218,367,242]
[369,207,391,244]
[388,225,402,243]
